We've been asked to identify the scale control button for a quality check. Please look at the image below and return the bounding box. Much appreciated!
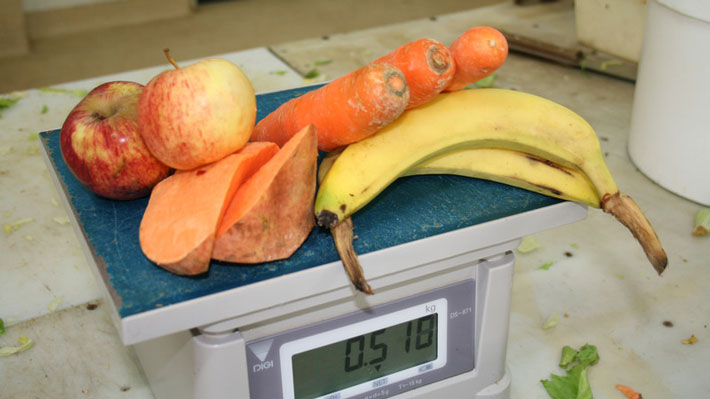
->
[372,377,388,388]
[249,339,276,374]
[248,339,274,362]
[418,363,433,373]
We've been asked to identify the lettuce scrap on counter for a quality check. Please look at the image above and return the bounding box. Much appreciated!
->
[693,208,710,236]
[541,344,600,399]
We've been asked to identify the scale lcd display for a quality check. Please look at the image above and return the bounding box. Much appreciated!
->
[292,314,438,399]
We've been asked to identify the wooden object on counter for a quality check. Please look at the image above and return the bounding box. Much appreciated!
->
[0,0,29,57]
[24,0,193,40]
[501,29,638,81]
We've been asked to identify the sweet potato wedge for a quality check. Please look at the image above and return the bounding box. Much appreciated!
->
[139,142,279,275]
[212,125,318,263]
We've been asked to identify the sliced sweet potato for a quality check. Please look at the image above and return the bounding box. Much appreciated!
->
[212,125,318,263]
[139,142,279,275]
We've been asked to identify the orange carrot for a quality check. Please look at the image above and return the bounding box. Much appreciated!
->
[139,142,279,275]
[373,38,455,109]
[616,384,643,399]
[213,125,318,263]
[250,62,409,152]
[444,26,509,92]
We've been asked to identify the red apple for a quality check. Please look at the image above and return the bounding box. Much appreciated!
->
[60,81,173,200]
[137,50,257,170]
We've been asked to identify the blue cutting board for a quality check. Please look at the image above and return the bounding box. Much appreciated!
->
[40,85,560,319]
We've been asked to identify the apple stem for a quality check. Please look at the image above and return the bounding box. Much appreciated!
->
[164,48,180,70]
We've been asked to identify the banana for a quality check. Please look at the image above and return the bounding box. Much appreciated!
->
[319,146,600,207]
[320,147,599,295]
[316,88,667,274]
[407,148,600,207]
[319,147,600,206]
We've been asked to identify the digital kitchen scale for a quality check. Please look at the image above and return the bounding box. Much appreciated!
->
[40,86,587,399]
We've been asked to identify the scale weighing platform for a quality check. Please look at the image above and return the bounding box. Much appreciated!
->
[40,85,587,399]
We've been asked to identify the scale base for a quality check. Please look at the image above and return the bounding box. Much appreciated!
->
[476,367,511,399]
[134,253,517,399]
[133,335,512,399]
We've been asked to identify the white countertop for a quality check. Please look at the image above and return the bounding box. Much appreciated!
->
[1,4,709,399]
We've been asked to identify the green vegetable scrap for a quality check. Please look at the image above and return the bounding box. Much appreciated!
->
[304,69,320,79]
[559,345,578,368]
[47,296,64,312]
[542,312,560,330]
[27,133,39,141]
[39,87,89,98]
[270,70,288,76]
[599,60,623,71]
[575,344,600,367]
[579,56,590,75]
[41,105,48,114]
[0,96,21,119]
[517,235,541,253]
[314,59,333,66]
[0,318,4,334]
[539,261,555,270]
[53,215,70,225]
[474,73,497,88]
[0,336,34,357]
[693,208,710,236]
[541,344,600,399]
[0,97,20,109]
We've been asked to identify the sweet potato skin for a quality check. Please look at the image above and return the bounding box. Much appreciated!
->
[159,233,214,275]
[138,142,279,275]
[212,126,317,263]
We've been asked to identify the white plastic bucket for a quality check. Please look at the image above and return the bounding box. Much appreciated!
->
[628,0,710,206]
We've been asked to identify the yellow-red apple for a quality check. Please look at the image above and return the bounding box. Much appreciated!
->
[137,51,256,170]
[60,81,173,200]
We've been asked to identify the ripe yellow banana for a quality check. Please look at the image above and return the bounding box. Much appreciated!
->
[407,148,600,207]
[319,146,600,295]
[316,88,667,274]
[318,147,600,207]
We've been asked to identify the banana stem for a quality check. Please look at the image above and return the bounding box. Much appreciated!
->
[601,192,668,275]
[331,217,374,295]
[319,150,373,293]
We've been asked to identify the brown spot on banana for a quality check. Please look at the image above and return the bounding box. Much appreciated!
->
[525,154,573,177]
[530,183,563,197]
